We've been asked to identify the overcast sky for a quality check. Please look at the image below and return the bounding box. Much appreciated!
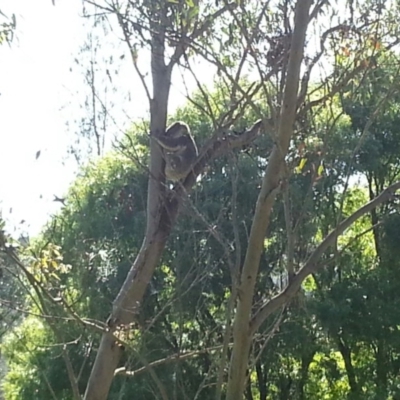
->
[0,0,213,237]
[0,1,88,236]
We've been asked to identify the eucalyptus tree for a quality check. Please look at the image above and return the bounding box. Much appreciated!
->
[3,0,400,399]
[76,1,400,399]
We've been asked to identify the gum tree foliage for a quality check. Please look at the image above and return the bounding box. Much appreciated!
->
[0,10,15,45]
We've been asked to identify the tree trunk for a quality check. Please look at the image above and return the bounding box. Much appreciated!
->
[336,335,359,398]
[225,1,312,398]
[375,339,388,397]
[298,351,314,400]
[255,361,267,400]
[84,31,174,400]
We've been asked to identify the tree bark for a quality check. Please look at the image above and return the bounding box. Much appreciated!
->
[255,361,267,400]
[336,335,359,398]
[298,351,314,400]
[375,339,388,397]
[225,1,313,399]
[84,23,173,399]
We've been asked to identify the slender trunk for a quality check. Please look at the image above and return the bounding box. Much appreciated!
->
[245,378,254,400]
[336,335,359,398]
[298,351,314,400]
[225,1,312,398]
[375,339,388,397]
[367,176,381,256]
[367,178,388,397]
[255,361,267,400]
[278,375,292,400]
[84,24,173,400]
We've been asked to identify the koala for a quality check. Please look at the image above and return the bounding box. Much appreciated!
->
[151,121,198,181]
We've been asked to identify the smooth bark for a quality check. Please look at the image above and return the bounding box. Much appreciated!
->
[83,14,173,397]
[225,1,313,399]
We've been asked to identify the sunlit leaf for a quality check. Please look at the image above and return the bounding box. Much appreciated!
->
[295,158,307,173]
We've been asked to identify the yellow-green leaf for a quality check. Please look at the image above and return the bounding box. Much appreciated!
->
[295,158,307,173]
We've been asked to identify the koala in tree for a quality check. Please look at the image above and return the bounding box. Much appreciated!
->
[151,121,198,181]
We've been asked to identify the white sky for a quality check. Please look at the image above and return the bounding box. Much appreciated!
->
[0,0,213,237]
[0,0,85,236]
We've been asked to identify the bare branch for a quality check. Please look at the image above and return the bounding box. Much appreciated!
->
[251,180,400,334]
[115,345,223,377]
[175,119,265,193]
[171,2,238,64]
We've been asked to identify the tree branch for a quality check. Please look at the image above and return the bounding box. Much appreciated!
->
[114,345,222,377]
[250,180,400,334]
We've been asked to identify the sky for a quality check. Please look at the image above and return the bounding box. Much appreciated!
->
[0,0,88,236]
[0,0,212,237]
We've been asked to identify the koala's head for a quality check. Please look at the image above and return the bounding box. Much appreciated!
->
[166,122,190,139]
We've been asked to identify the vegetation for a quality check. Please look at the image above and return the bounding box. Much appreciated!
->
[0,9,15,45]
[2,1,400,399]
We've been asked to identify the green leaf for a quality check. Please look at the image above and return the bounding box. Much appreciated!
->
[295,158,307,173]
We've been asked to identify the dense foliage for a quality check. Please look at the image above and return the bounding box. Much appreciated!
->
[3,69,400,398]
